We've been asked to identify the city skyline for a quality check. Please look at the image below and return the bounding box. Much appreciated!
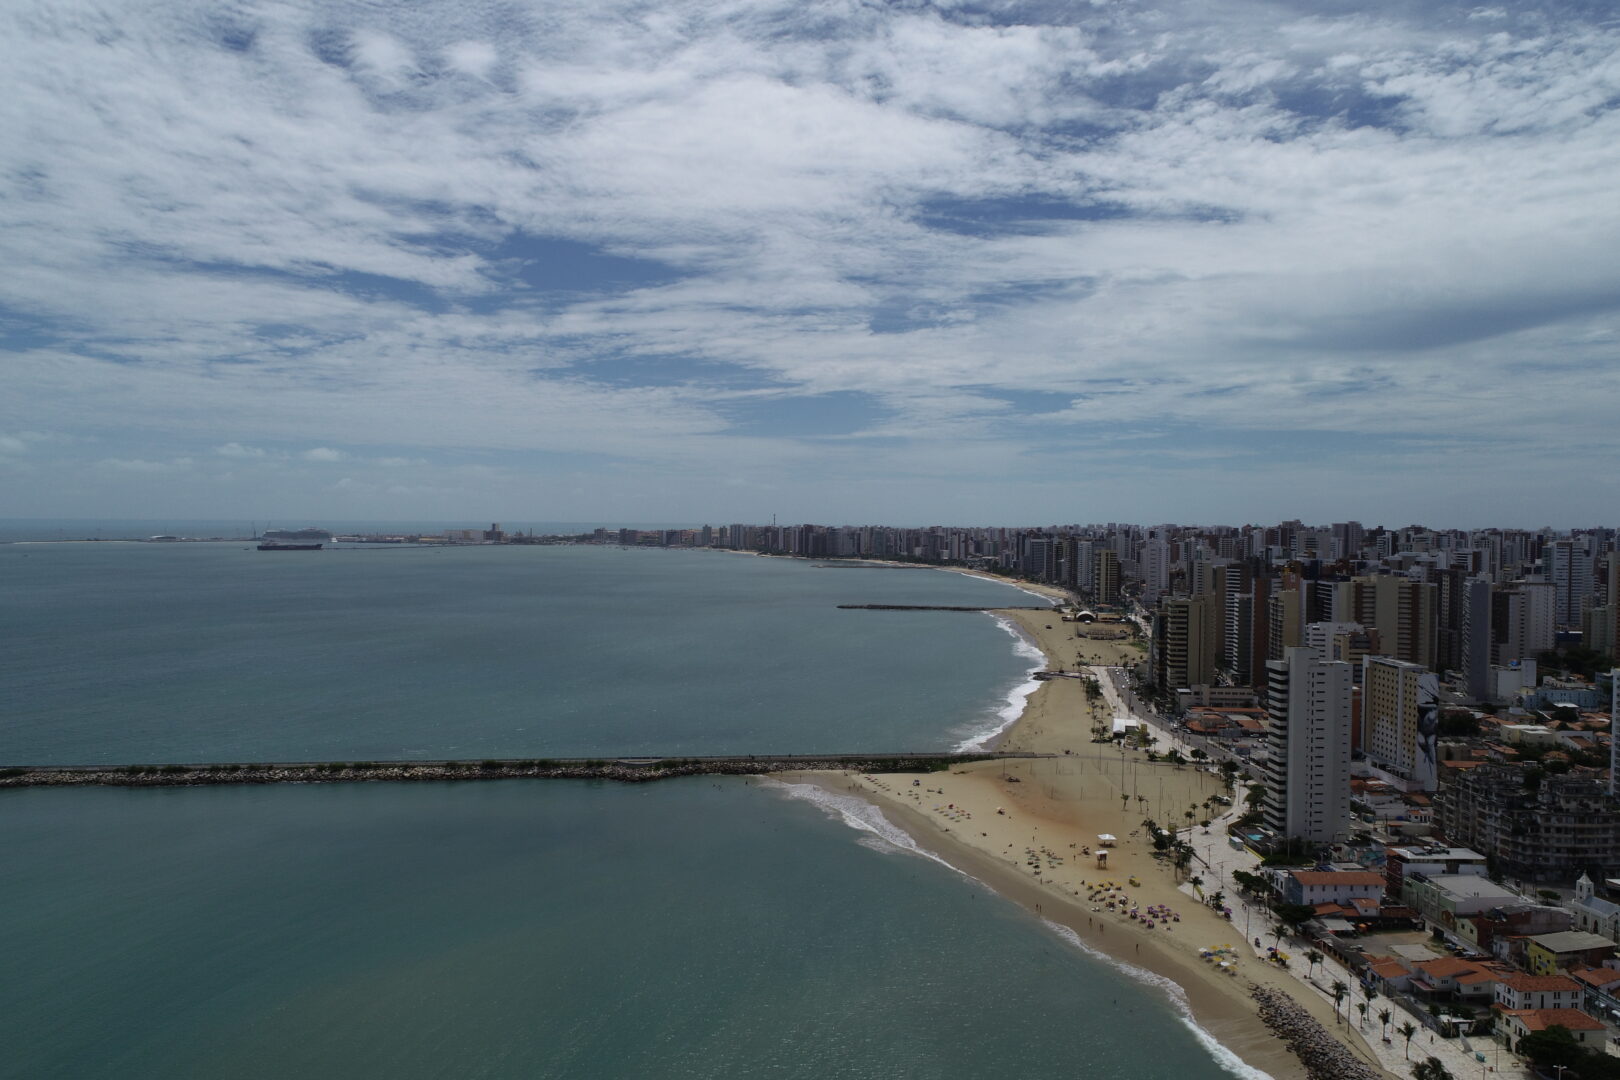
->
[4,0,1619,525]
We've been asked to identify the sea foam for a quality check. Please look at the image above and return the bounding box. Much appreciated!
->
[953,614,1046,752]
[767,780,1275,1080]
[1042,920,1278,1080]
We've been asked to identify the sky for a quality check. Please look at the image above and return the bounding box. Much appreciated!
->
[2,0,1619,529]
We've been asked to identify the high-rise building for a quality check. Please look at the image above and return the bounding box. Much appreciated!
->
[1260,646,1354,845]
[1266,587,1302,662]
[1025,536,1055,583]
[1361,655,1441,792]
[1151,594,1219,692]
[1142,536,1171,606]
[1492,582,1556,664]
[1547,539,1596,628]
[1093,549,1120,605]
[1460,576,1493,700]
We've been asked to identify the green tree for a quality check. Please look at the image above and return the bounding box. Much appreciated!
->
[1332,981,1349,1024]
[1305,950,1323,978]
[1357,1001,1369,1027]
[1516,1025,1583,1071]
[1411,1056,1453,1080]
[1398,1021,1418,1059]
[1276,903,1317,928]
[1378,1008,1392,1040]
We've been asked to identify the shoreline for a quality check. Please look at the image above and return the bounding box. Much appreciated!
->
[770,606,1398,1080]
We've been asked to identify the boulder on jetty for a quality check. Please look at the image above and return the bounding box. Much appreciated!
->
[1249,986,1386,1080]
[0,754,1004,789]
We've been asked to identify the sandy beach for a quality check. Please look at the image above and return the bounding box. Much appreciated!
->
[777,606,1396,1080]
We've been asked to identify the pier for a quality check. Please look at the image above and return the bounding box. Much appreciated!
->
[0,751,1053,789]
[836,604,1053,611]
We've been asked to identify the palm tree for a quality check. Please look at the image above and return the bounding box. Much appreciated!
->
[1398,1020,1418,1059]
[1305,950,1323,978]
[1332,981,1349,1024]
[1121,792,1130,811]
[1357,1001,1369,1027]
[1379,1008,1392,1040]
[1412,1056,1453,1080]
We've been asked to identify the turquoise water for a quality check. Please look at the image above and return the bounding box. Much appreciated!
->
[4,543,1041,764]
[0,781,1242,1080]
[1,540,1252,1080]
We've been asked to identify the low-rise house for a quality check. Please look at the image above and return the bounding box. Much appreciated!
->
[1570,966,1620,1024]
[1408,957,1506,1004]
[1402,873,1524,936]
[1365,956,1414,994]
[1525,931,1619,975]
[1458,905,1573,957]
[1281,870,1387,908]
[1495,1008,1607,1052]
[1384,844,1489,897]
[1494,973,1584,1011]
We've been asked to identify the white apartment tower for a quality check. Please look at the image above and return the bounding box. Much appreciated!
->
[1261,646,1354,845]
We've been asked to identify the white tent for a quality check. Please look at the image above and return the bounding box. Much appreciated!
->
[1097,834,1117,846]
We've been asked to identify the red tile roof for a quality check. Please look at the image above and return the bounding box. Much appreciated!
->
[1503,1008,1605,1032]
[1290,871,1386,887]
[1499,973,1582,993]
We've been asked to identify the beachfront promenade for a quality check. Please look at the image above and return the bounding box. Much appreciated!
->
[1097,669,1534,1080]
[0,751,1053,789]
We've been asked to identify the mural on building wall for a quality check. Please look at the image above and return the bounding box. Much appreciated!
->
[1416,672,1441,790]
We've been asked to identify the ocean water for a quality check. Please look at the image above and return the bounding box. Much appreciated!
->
[1,539,1253,1080]
[4,542,1045,764]
[0,781,1249,1080]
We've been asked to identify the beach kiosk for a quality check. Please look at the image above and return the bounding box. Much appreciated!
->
[1095,834,1116,869]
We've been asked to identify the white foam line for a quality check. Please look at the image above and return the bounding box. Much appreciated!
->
[1042,920,1277,1080]
[766,779,1275,1080]
[764,779,966,875]
[953,614,1046,752]
[925,565,1061,607]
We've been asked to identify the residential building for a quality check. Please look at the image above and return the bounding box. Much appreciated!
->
[1495,972,1585,1011]
[1524,931,1618,975]
[1151,594,1219,693]
[1093,549,1120,605]
[1384,844,1488,897]
[1496,1008,1607,1053]
[1260,646,1354,845]
[1435,764,1620,883]
[1278,869,1387,907]
[1401,873,1522,935]
[1361,656,1441,792]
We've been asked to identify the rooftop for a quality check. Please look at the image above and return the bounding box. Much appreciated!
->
[1500,1008,1606,1032]
[1529,931,1618,953]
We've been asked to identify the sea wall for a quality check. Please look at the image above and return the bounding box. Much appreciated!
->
[0,753,1019,789]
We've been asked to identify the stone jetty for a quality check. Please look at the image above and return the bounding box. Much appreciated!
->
[1250,986,1387,1080]
[0,752,1028,790]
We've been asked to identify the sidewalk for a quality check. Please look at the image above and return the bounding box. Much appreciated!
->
[1180,806,1532,1080]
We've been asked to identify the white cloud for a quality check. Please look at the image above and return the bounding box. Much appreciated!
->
[216,442,267,458]
[1,0,1618,523]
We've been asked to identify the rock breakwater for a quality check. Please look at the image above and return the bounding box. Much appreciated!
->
[1250,986,1386,1080]
[0,753,1019,789]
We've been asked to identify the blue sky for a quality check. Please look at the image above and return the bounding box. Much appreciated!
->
[2,0,1618,527]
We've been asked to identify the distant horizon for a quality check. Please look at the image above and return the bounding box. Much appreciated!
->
[3,515,1615,534]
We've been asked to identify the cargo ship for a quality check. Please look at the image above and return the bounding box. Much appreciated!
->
[257,527,331,551]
